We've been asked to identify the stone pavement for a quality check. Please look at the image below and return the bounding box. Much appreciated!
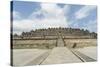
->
[41,47,82,64]
[75,46,97,60]
[12,35,97,66]
[13,46,97,66]
[13,49,50,66]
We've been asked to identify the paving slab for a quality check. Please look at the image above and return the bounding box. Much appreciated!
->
[13,49,50,66]
[41,47,82,64]
[75,46,97,60]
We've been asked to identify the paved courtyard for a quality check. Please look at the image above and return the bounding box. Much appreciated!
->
[12,46,97,66]
[12,35,97,66]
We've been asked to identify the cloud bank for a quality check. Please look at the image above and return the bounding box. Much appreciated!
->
[75,6,96,19]
[13,3,69,34]
[13,2,97,35]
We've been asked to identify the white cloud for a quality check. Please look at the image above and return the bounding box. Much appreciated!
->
[13,3,97,35]
[75,6,96,19]
[40,3,70,19]
[82,19,97,32]
[30,3,69,19]
[13,11,21,20]
[13,17,68,35]
[33,3,69,27]
[13,20,34,34]
[13,3,70,34]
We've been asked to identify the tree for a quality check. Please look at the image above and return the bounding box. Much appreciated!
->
[14,33,18,37]
[22,32,25,36]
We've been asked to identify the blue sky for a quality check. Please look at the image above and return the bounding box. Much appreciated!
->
[11,1,97,34]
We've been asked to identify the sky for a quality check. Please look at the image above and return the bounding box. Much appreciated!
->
[11,1,97,34]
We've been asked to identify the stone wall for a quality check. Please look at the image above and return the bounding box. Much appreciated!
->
[13,28,97,39]
[12,39,57,49]
[12,39,97,49]
[64,39,97,48]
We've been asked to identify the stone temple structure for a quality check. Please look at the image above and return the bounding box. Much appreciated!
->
[13,27,97,39]
[12,27,97,66]
[12,27,97,49]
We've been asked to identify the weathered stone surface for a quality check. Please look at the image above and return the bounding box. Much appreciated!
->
[41,47,82,64]
[13,49,50,66]
[13,27,97,39]
[12,46,97,66]
[75,47,97,60]
[64,39,97,48]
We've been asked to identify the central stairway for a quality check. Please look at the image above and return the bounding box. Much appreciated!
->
[41,34,82,64]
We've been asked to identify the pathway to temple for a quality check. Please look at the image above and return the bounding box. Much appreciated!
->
[41,47,82,64]
[40,33,82,64]
[57,36,64,47]
[13,33,97,66]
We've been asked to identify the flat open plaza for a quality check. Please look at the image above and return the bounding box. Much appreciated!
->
[12,35,97,66]
[12,46,97,66]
